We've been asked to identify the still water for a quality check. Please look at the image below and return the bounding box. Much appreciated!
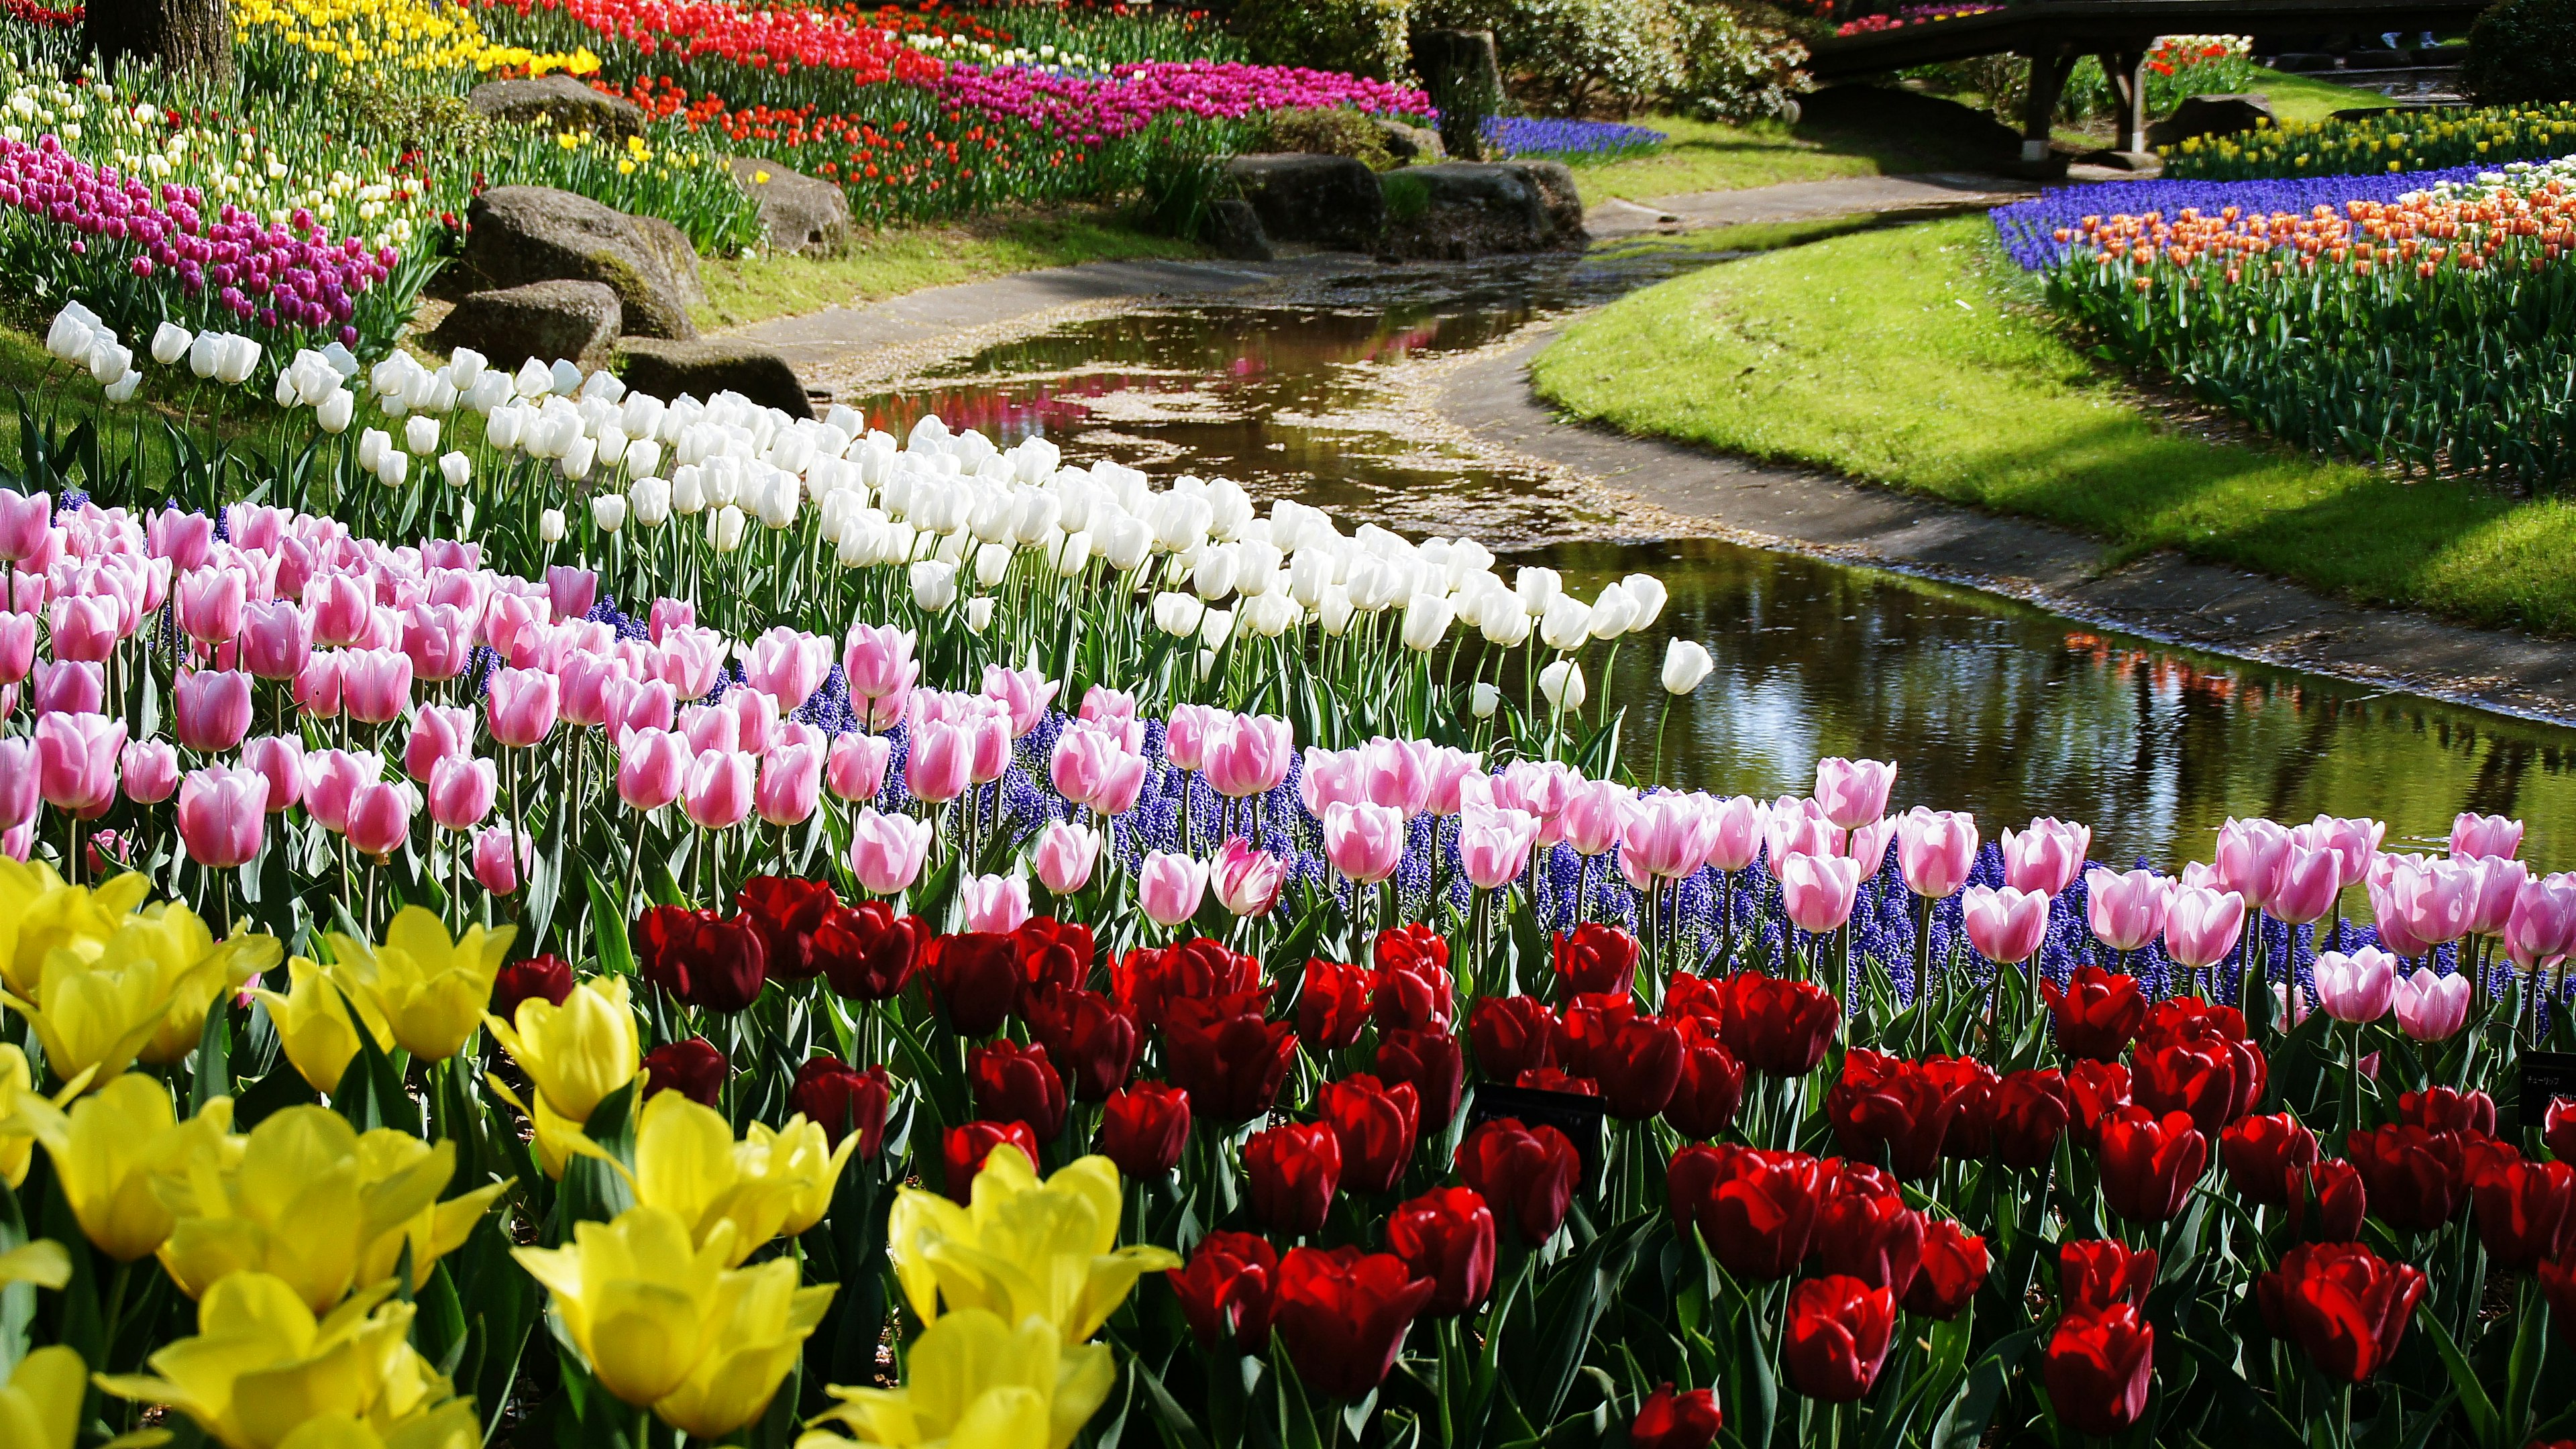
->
[850,230,2576,873]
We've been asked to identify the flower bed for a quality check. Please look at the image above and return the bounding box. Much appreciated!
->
[2162,100,2576,180]
[1481,115,1667,162]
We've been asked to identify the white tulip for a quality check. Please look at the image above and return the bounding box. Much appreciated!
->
[1587,582,1638,641]
[1538,659,1587,711]
[356,427,389,472]
[46,308,97,362]
[624,438,663,480]
[549,360,584,396]
[910,559,957,611]
[1623,573,1668,628]
[513,358,552,397]
[188,331,223,379]
[1469,682,1502,719]
[710,504,748,552]
[1051,529,1091,578]
[439,451,472,490]
[1319,584,1356,637]
[404,415,439,456]
[1100,515,1153,572]
[86,339,131,386]
[1662,639,1715,694]
[274,370,301,408]
[1193,544,1239,601]
[103,370,142,403]
[447,347,487,390]
[1242,592,1299,637]
[149,321,192,366]
[318,388,356,434]
[671,464,706,515]
[1200,606,1235,651]
[1480,604,1531,647]
[1539,595,1593,651]
[592,494,628,533]
[1153,591,1205,638]
[1401,592,1454,651]
[1515,566,1562,616]
[631,477,672,527]
[581,368,626,404]
[973,541,1012,589]
[557,434,597,482]
[539,507,566,543]
[374,447,409,488]
[214,335,260,386]
[965,597,995,634]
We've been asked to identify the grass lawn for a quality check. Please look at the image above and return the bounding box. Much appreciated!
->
[1562,109,2000,203]
[694,209,1203,329]
[1530,215,2576,637]
[2246,65,2402,125]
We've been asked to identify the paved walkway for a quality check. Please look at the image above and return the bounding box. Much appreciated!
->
[1583,171,2033,237]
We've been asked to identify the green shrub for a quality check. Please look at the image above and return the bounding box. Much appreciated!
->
[1413,0,1688,114]
[2463,0,2576,103]
[1235,0,1415,81]
[1250,107,1402,168]
[1675,0,1808,122]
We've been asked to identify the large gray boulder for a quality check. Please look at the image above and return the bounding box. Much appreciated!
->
[1379,162,1586,260]
[728,157,851,256]
[429,280,622,370]
[2147,93,2275,152]
[1225,154,1385,252]
[1204,199,1275,262]
[464,186,699,340]
[631,215,706,306]
[615,337,813,419]
[1372,118,1446,165]
[466,75,647,139]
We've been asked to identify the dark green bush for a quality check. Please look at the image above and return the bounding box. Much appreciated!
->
[2464,0,2576,103]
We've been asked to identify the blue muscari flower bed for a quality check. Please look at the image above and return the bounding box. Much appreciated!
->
[1988,162,2496,270]
[1479,115,1668,161]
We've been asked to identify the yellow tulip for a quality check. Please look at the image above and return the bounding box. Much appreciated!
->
[327,907,513,1063]
[97,1274,466,1449]
[0,1345,85,1449]
[132,906,284,1067]
[21,1072,233,1261]
[0,859,148,998]
[254,957,396,1093]
[3,938,170,1089]
[485,973,637,1122]
[601,1093,857,1266]
[152,1105,507,1310]
[885,1147,1178,1343]
[511,1203,737,1407]
[0,1237,71,1289]
[250,1401,482,1449]
[0,1042,37,1186]
[764,1116,856,1240]
[651,1256,835,1438]
[796,1309,1114,1449]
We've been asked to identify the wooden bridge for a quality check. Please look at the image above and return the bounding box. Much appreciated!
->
[1807,0,2497,162]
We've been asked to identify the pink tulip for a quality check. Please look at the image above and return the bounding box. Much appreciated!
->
[961,872,1032,933]
[649,598,694,643]
[48,594,119,661]
[1491,761,1576,847]
[292,652,343,718]
[2505,871,2576,969]
[1324,800,1405,884]
[1212,837,1287,915]
[1423,747,1485,817]
[1205,714,1295,800]
[2212,818,2294,910]
[307,573,371,648]
[2392,967,2470,1041]
[2465,856,2527,938]
[2367,854,2478,956]
[31,659,103,718]
[2000,817,2089,896]
[1298,747,1364,817]
[428,755,497,832]
[1139,851,1210,928]
[1813,756,1896,830]
[1778,851,1863,934]
[2451,811,2523,861]
[0,612,34,683]
[679,701,739,755]
[1962,883,2050,964]
[964,704,1012,786]
[1842,816,1898,872]
[120,739,178,804]
[173,669,253,753]
[2268,843,2343,926]
[1703,794,1764,873]
[1764,796,1837,867]
[979,663,1059,738]
[487,667,559,748]
[2162,885,2246,969]
[0,490,50,561]
[545,564,598,623]
[849,808,932,895]
[398,602,475,683]
[1358,737,1434,817]
[0,737,33,828]
[1896,808,1980,899]
[616,728,690,811]
[35,711,123,816]
[1558,778,1633,856]
[601,675,676,739]
[1458,806,1540,892]
[2312,947,2398,1024]
[1078,684,1137,724]
[683,750,756,830]
[906,717,973,804]
[339,648,412,725]
[176,765,267,867]
[301,749,382,833]
[240,734,306,813]
[826,732,892,802]
[176,567,246,645]
[551,652,623,730]
[2084,867,2171,952]
[148,507,214,571]
[402,704,476,783]
[755,739,824,826]
[1165,703,1221,772]
[843,623,920,726]
[1034,820,1103,894]
[474,825,529,896]
[1051,724,1134,812]
[480,589,542,661]
[345,781,413,859]
[2300,815,2385,888]
[1621,792,1716,881]
[742,627,833,710]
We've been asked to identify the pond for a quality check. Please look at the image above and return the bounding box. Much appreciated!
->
[849,227,2576,873]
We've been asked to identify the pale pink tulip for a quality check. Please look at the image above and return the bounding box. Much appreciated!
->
[428,755,497,832]
[2213,817,2294,910]
[1297,746,1365,816]
[961,872,1033,933]
[0,740,32,830]
[120,739,178,804]
[1034,821,1104,894]
[649,598,694,643]
[1491,760,1576,847]
[2001,817,2089,896]
[239,734,305,813]
[0,612,35,683]
[1053,724,1142,813]
[964,704,1012,786]
[176,566,246,645]
[2084,867,2171,952]
[301,749,383,833]
[474,824,529,895]
[2367,853,2478,956]
[400,602,476,682]
[292,652,342,718]
[487,667,560,748]
[173,669,252,753]
[0,490,48,561]
[849,808,932,895]
[2451,812,2523,861]
[48,594,119,661]
[30,659,103,718]
[345,781,413,859]
[1764,796,1837,868]
[2464,856,2527,938]
[2392,967,2470,1040]
[906,717,973,804]
[826,733,892,802]
[602,674,676,739]
[2268,843,2343,926]
[1165,703,1222,773]
[680,701,741,755]
[616,728,690,811]
[404,704,476,784]
[1358,737,1434,817]
[1813,756,1896,830]
[842,623,920,722]
[1212,837,1287,915]
[2312,948,2398,1024]
[1139,851,1210,927]
[1778,851,1862,934]
[1459,806,1541,892]
[1205,714,1295,800]
[2162,885,2246,969]
[35,711,123,816]
[339,648,413,725]
[545,564,597,623]
[176,765,267,867]
[1896,807,1980,899]
[557,651,628,730]
[1422,747,1485,818]
[1324,800,1405,884]
[1558,778,1632,856]
[1842,816,1898,873]
[979,663,1059,739]
[1078,685,1136,724]
[1703,795,1765,873]
[755,740,823,826]
[683,751,756,830]
[743,627,833,711]
[2301,814,2385,888]
[1962,883,2050,964]
[2505,871,2576,969]
[1622,791,1716,881]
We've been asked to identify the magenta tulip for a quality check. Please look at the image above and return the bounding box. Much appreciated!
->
[173,669,253,752]
[544,564,596,623]
[176,765,267,867]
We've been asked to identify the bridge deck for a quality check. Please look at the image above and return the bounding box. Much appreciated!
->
[1808,0,2490,79]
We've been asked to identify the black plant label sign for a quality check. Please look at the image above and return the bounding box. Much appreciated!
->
[2518,1050,2576,1130]
[1466,1082,1610,1178]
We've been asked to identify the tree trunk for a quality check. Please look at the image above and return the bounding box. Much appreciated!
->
[83,0,234,83]
[1412,29,1502,162]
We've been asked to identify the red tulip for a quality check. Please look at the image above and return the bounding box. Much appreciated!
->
[1664,971,1725,1026]
[2471,1157,2576,1270]
[2045,1305,2155,1436]
[943,1120,1040,1201]
[2257,1241,2428,1383]
[790,1056,890,1157]
[1245,1121,1341,1236]
[2137,996,2247,1049]
[1270,1244,1436,1398]
[1114,936,1260,1030]
[1386,1185,1495,1316]
[1592,1012,1684,1121]
[1518,1067,1597,1093]
[1783,1275,1897,1402]
[1924,1055,1998,1160]
[1099,1081,1191,1179]
[735,874,841,981]
[1373,926,1454,1034]
[2546,1095,2576,1163]
[632,906,768,1013]
[1629,1383,1722,1449]
[2286,1158,2370,1242]
[2222,1112,2320,1207]
[1456,1118,1579,1246]
[640,1036,727,1106]
[1717,973,1841,1075]
[1827,1050,1955,1182]
[1814,1183,1923,1295]
[490,953,574,1023]
[1469,994,1562,1081]
[969,1038,1067,1140]
[925,931,1020,1037]
[1667,1143,1825,1280]
[2062,1059,2135,1150]
[1375,1026,1464,1130]
[1165,992,1297,1124]
[2345,1124,2469,1234]
[1022,985,1139,1102]
[1904,1219,1989,1319]
[2098,1108,2207,1224]
[1662,1022,1746,1140]
[1552,922,1639,995]
[2542,1250,2576,1326]
[2043,965,2149,1061]
[1318,1074,1421,1195]
[1992,1069,2072,1169]
[1373,922,1450,981]
[1297,957,1373,1051]
[2398,1085,2496,1137]
[2060,1238,2158,1313]
[2131,1035,2248,1136]
[1012,916,1095,998]
[815,900,925,1001]
[1168,1230,1279,1353]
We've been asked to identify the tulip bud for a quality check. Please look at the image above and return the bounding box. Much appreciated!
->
[965,596,994,634]
[910,559,957,611]
[103,370,141,403]
[592,495,628,533]
[539,508,566,543]
[1662,639,1714,694]
[374,448,409,488]
[710,504,747,552]
[1538,659,1586,711]
[150,321,192,366]
[404,414,439,456]
[1401,592,1454,651]
[1469,682,1501,718]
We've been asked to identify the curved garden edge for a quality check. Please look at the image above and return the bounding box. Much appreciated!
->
[1429,323,2576,727]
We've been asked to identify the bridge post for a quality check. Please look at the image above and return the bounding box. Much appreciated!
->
[2019,45,2079,165]
[2100,47,2150,154]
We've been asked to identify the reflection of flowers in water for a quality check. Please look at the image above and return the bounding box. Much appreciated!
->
[2063,632,2302,710]
[863,370,1174,443]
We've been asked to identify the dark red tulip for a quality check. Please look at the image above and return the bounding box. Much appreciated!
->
[924,931,1020,1038]
[2061,1059,2134,1150]
[1372,926,1454,1034]
[1375,1027,1464,1130]
[2398,1085,2496,1138]
[2059,1239,2157,1313]
[1667,1143,1825,1280]
[1992,1069,2072,1169]
[1386,1185,1495,1316]
[1373,922,1450,981]
[1468,994,1560,1081]
[816,900,926,1002]
[2285,1159,2369,1242]
[2041,965,2148,1061]
[1012,916,1095,1000]
[633,906,767,1013]
[1783,1275,1896,1403]
[2098,1108,2207,1225]
[969,1038,1067,1140]
[1022,985,1139,1102]
[1167,1230,1278,1353]
[1114,937,1260,1031]
[1552,922,1639,996]
[2132,1035,2247,1136]
[1270,1244,1436,1398]
[490,953,574,1024]
[735,874,840,981]
[1517,1067,1598,1094]
[1827,1050,1955,1182]
[1663,1022,1746,1140]
[1716,973,1840,1076]
[1165,992,1296,1124]
[1904,1219,1989,1319]
[1662,971,1725,1027]
[2257,1241,2428,1383]
[2045,1305,2155,1436]
[1924,1056,1999,1161]
[2546,1095,2576,1163]
[1318,1074,1420,1195]
[1297,957,1373,1052]
[1593,1012,1684,1121]
[1814,1183,1924,1295]
[1099,1081,1191,1180]
[790,1055,890,1157]
[1456,1118,1578,1246]
[2543,1250,2576,1326]
[1244,1121,1341,1236]
[2345,1124,2469,1235]
[640,1036,727,1106]
[2471,1157,2576,1270]
[943,1120,1040,1201]
[2222,1112,2320,1208]
[2137,996,2247,1049]
[1629,1383,1722,1449]
[1560,992,1640,1077]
